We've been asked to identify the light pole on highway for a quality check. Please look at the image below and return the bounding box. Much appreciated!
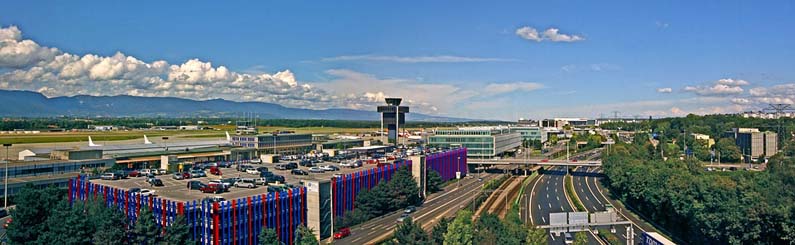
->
[456,156,461,188]
[3,143,11,209]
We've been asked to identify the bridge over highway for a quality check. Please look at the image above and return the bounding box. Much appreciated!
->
[467,158,602,167]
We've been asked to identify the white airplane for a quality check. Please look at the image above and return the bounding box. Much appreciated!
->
[143,135,153,145]
[336,135,361,140]
[226,131,232,142]
[88,136,102,147]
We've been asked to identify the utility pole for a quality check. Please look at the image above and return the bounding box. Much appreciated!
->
[3,143,11,209]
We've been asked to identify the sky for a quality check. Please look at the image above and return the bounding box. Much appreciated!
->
[1,1,795,120]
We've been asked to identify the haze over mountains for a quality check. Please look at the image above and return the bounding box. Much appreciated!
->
[0,90,472,122]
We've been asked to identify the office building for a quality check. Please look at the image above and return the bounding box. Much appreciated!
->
[231,133,313,154]
[541,118,596,129]
[0,157,114,196]
[723,128,777,159]
[428,127,521,158]
[377,98,409,144]
[510,126,548,143]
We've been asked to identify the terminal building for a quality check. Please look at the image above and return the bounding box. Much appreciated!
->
[428,127,521,158]
[723,128,777,160]
[1,149,114,196]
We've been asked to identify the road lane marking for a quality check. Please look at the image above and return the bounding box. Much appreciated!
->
[548,203,552,208]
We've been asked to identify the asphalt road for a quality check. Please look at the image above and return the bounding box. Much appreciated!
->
[528,166,601,245]
[573,167,641,244]
[338,172,500,244]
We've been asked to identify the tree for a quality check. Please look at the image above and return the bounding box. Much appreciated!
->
[259,227,279,245]
[6,185,64,244]
[474,212,503,245]
[164,214,191,245]
[715,138,741,162]
[294,225,318,245]
[573,232,588,245]
[525,226,547,245]
[444,210,474,245]
[37,200,92,244]
[430,217,450,245]
[133,206,161,245]
[90,198,129,245]
[393,217,429,245]
[426,170,443,193]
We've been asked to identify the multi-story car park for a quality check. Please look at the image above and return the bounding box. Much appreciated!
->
[231,133,314,155]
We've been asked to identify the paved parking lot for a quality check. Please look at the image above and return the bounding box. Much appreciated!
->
[92,161,381,202]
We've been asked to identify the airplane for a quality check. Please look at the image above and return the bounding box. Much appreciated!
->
[88,136,102,147]
[336,135,361,140]
[226,131,232,142]
[143,135,153,145]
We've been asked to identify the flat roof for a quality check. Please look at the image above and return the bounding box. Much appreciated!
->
[347,145,391,151]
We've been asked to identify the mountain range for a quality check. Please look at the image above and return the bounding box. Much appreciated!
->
[0,89,472,122]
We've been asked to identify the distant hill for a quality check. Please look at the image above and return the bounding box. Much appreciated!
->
[0,89,472,122]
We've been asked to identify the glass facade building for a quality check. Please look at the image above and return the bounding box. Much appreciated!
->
[232,133,313,154]
[428,128,521,158]
[510,126,548,143]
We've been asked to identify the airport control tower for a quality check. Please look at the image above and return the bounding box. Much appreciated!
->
[377,98,409,144]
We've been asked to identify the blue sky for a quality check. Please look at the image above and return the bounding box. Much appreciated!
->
[1,1,794,120]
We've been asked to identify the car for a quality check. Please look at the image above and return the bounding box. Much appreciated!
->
[182,172,192,179]
[218,162,232,168]
[172,173,185,180]
[187,181,205,190]
[404,206,416,214]
[261,175,285,184]
[127,170,141,177]
[156,169,167,175]
[564,232,574,244]
[209,180,230,191]
[100,173,119,180]
[150,179,163,186]
[333,227,351,239]
[291,169,309,175]
[200,184,222,194]
[541,159,549,162]
[237,164,253,172]
[339,161,353,168]
[259,171,274,178]
[220,178,239,187]
[234,178,257,188]
[246,168,260,175]
[299,160,313,167]
[256,167,269,173]
[202,196,226,203]
[275,163,289,170]
[320,165,339,171]
[139,169,152,176]
[210,166,222,175]
[190,170,206,178]
[129,188,141,194]
[397,213,410,223]
[308,167,325,173]
[139,189,156,197]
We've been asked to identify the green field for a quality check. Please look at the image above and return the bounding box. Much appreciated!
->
[0,130,193,144]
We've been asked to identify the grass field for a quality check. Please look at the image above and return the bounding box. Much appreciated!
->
[0,130,195,144]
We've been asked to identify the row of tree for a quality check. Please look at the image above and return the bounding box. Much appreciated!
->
[336,166,424,228]
[602,130,795,243]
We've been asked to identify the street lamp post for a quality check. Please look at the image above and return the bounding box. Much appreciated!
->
[457,156,461,188]
[3,143,11,209]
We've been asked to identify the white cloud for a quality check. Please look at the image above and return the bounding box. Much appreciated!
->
[483,82,543,95]
[321,55,514,63]
[0,25,348,109]
[682,78,748,96]
[656,87,673,93]
[655,21,669,29]
[561,63,620,72]
[516,26,584,43]
[515,27,542,42]
[542,28,585,42]
[749,87,767,96]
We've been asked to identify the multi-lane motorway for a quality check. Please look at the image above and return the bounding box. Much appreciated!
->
[527,166,601,244]
[572,166,642,244]
[338,171,499,244]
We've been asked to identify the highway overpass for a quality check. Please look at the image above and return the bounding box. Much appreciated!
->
[467,158,602,167]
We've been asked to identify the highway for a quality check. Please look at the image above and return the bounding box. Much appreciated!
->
[527,166,601,245]
[337,171,500,244]
[572,166,641,244]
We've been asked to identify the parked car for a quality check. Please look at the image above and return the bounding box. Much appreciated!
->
[139,169,152,176]
[127,170,141,177]
[100,173,119,180]
[220,178,238,187]
[259,171,274,178]
[156,169,167,175]
[234,178,257,188]
[290,169,309,175]
[245,168,260,175]
[187,181,205,190]
[320,165,339,171]
[299,160,313,167]
[129,188,141,194]
[256,167,269,173]
[218,162,231,168]
[333,227,351,239]
[182,172,192,179]
[209,166,222,175]
[139,189,156,197]
[150,179,163,186]
[275,163,289,170]
[261,175,285,184]
[190,170,206,178]
[308,167,325,173]
[208,180,230,191]
[339,161,353,168]
[172,172,185,180]
[200,184,222,194]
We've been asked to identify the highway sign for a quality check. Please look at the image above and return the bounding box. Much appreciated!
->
[549,213,567,235]
[568,212,589,232]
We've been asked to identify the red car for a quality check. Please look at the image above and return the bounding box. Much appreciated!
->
[127,170,140,177]
[200,184,222,194]
[333,227,350,239]
[209,166,222,176]
[182,172,192,179]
